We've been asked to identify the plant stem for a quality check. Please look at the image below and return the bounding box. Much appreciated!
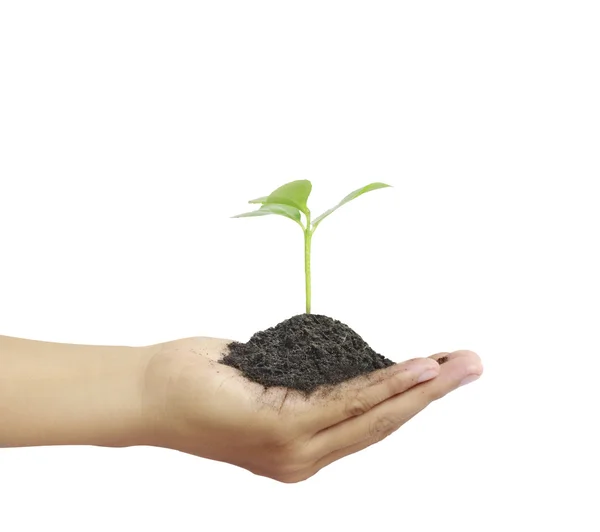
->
[304,213,312,314]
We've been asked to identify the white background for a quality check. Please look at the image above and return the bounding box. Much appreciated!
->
[1,1,599,531]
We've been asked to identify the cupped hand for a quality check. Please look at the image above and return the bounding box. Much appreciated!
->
[140,337,482,483]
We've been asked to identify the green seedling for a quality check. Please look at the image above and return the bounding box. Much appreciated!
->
[232,180,391,313]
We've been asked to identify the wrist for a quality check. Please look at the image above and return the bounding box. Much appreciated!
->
[88,344,158,448]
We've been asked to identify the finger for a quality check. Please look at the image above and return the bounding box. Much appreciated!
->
[295,357,441,435]
[309,350,482,457]
[430,349,476,367]
[431,352,450,364]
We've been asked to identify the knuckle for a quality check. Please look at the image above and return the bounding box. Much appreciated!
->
[369,415,397,442]
[425,385,448,402]
[345,392,372,418]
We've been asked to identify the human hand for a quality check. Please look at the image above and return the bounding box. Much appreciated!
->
[141,337,483,483]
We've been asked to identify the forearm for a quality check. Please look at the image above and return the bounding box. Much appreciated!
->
[0,335,154,448]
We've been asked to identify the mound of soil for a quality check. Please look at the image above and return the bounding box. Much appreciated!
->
[220,313,395,394]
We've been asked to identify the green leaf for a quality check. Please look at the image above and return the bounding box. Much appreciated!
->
[312,182,391,229]
[248,196,268,204]
[232,203,303,226]
[257,180,312,215]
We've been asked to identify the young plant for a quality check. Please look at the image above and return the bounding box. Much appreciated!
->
[232,180,391,314]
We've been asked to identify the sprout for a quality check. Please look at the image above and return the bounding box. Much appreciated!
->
[232,180,391,313]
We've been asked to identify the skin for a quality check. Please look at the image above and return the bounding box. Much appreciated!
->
[0,334,483,483]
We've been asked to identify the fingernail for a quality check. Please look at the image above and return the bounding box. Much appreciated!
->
[459,374,481,387]
[417,369,438,383]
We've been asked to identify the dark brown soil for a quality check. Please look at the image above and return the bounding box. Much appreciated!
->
[220,314,395,394]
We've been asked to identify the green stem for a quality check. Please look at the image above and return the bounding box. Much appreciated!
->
[304,214,312,314]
